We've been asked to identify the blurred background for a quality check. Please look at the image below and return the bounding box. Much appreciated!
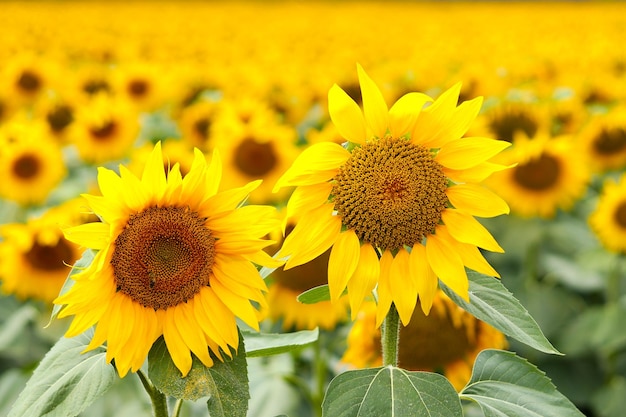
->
[1,1,625,416]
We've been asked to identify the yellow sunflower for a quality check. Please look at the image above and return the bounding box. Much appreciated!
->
[577,106,626,173]
[0,201,84,302]
[589,173,626,254]
[0,122,66,206]
[341,292,507,391]
[55,142,282,377]
[274,65,510,327]
[127,139,197,178]
[487,134,590,218]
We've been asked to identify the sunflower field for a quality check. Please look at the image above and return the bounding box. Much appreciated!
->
[1,1,626,417]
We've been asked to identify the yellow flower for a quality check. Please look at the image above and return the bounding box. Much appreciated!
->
[577,106,626,174]
[342,293,507,391]
[55,142,282,377]
[487,134,590,218]
[0,200,84,302]
[274,65,510,327]
[589,173,626,254]
[0,121,66,206]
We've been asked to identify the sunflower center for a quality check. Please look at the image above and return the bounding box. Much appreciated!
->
[194,117,211,139]
[12,154,41,180]
[47,105,74,133]
[512,154,560,191]
[593,127,626,155]
[332,137,448,251]
[614,201,626,230]
[83,79,110,95]
[489,110,538,142]
[90,121,117,141]
[111,206,215,310]
[17,70,41,93]
[233,137,277,177]
[25,239,74,271]
[397,303,474,371]
[128,79,149,98]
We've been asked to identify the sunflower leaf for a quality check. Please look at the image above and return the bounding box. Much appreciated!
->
[148,331,249,417]
[8,329,117,417]
[460,349,585,417]
[297,284,331,304]
[322,366,462,417]
[46,248,96,328]
[242,328,318,357]
[440,271,561,355]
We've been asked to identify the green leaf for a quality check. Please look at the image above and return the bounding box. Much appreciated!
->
[243,328,318,357]
[148,331,249,417]
[460,349,585,417]
[0,304,37,351]
[322,366,462,417]
[297,284,347,304]
[440,271,560,355]
[47,249,96,327]
[8,329,117,417]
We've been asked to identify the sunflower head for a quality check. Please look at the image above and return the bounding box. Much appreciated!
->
[274,64,510,327]
[589,173,626,254]
[55,142,282,377]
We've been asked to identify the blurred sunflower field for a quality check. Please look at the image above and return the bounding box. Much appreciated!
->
[1,1,626,417]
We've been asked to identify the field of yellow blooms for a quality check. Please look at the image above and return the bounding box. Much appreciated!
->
[1,2,626,417]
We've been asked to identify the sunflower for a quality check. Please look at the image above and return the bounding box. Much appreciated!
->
[274,65,510,327]
[487,134,590,218]
[341,292,507,391]
[0,199,85,302]
[55,142,282,377]
[68,93,140,164]
[577,106,626,173]
[589,173,626,254]
[176,99,221,150]
[0,122,66,206]
[470,101,544,143]
[127,139,197,178]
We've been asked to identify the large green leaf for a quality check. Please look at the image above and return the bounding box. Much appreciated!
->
[322,366,462,417]
[297,284,331,304]
[440,271,560,355]
[243,328,318,357]
[47,249,96,327]
[460,349,585,417]
[8,329,117,417]
[148,332,249,417]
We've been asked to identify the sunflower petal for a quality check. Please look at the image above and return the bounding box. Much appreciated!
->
[409,243,438,315]
[389,248,418,326]
[284,182,333,227]
[442,209,504,253]
[375,249,394,328]
[347,243,379,320]
[63,222,110,249]
[425,228,469,301]
[328,229,361,302]
[444,161,515,183]
[357,64,388,138]
[205,148,222,197]
[328,84,366,144]
[411,83,462,148]
[389,92,432,138]
[141,141,167,201]
[447,183,510,217]
[436,137,511,170]
[163,309,193,376]
[176,304,213,368]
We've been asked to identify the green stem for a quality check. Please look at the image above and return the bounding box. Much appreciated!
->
[606,254,623,304]
[137,369,169,417]
[381,303,401,367]
[171,399,183,417]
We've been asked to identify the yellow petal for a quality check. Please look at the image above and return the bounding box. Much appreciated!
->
[63,222,110,249]
[106,295,135,365]
[119,165,151,210]
[447,184,510,218]
[328,84,366,144]
[284,182,333,227]
[328,229,361,302]
[389,92,432,138]
[443,161,515,183]
[81,194,121,224]
[425,228,469,301]
[202,287,239,348]
[213,253,268,291]
[141,141,167,202]
[441,209,504,253]
[241,249,285,268]
[192,292,232,354]
[436,137,511,170]
[163,309,193,376]
[435,226,500,278]
[96,167,124,201]
[409,243,438,315]
[375,249,394,328]
[448,96,483,139]
[357,64,388,138]
[389,248,418,326]
[180,149,209,208]
[211,278,260,331]
[347,243,379,320]
[273,142,348,191]
[205,148,222,197]
[208,205,278,238]
[281,204,342,269]
[411,83,462,149]
[176,304,213,368]
[201,180,261,216]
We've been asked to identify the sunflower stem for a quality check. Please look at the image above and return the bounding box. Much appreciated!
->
[137,369,169,417]
[171,399,184,417]
[606,254,623,304]
[381,303,401,367]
